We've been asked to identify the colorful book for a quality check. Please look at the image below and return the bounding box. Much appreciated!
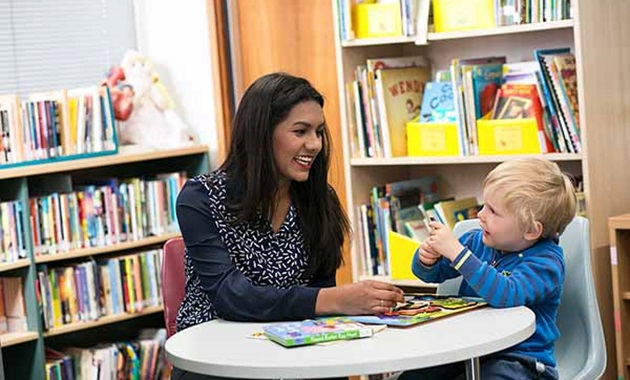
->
[262,318,374,347]
[375,66,431,157]
[419,82,457,123]
[344,294,487,327]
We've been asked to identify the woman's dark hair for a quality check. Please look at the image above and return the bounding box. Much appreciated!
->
[220,72,350,278]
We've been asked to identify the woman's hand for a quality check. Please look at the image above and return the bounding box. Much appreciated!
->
[316,280,404,316]
[425,221,465,261]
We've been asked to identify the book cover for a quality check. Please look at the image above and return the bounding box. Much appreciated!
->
[419,82,457,123]
[553,54,579,130]
[262,318,374,347]
[376,66,431,156]
[494,83,554,153]
[345,294,487,327]
[434,197,480,229]
[471,63,503,119]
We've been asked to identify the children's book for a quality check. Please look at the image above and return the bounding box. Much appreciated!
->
[419,81,457,123]
[344,294,487,327]
[374,66,431,157]
[262,318,375,348]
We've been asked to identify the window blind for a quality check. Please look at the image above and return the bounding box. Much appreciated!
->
[0,0,136,96]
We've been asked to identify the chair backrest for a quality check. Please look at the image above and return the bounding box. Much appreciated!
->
[162,237,186,338]
[441,217,606,380]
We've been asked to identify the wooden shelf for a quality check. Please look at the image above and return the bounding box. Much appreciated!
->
[340,20,573,48]
[0,259,31,273]
[35,232,180,264]
[350,153,582,167]
[426,19,573,41]
[341,35,416,48]
[0,144,209,180]
[43,305,164,338]
[0,331,39,347]
[609,214,630,230]
[622,292,630,300]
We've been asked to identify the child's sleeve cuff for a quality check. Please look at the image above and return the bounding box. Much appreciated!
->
[452,247,472,270]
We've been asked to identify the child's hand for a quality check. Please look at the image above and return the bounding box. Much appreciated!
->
[418,241,441,266]
[425,221,465,262]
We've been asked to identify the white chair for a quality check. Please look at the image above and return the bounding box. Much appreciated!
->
[440,216,606,380]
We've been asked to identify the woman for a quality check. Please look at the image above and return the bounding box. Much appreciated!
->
[173,72,403,379]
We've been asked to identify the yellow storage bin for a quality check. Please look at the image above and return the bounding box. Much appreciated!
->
[388,231,421,281]
[352,2,403,39]
[406,120,460,156]
[432,0,496,33]
[477,118,541,155]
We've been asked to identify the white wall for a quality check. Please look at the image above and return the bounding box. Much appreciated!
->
[133,0,219,166]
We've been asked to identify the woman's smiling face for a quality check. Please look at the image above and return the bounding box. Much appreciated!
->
[272,100,324,184]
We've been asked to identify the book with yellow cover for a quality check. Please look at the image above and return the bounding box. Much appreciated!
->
[375,66,431,157]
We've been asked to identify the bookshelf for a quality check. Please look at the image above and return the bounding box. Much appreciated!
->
[0,144,210,380]
[333,1,630,378]
[608,214,630,379]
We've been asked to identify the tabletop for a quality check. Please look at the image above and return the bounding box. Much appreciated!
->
[165,306,535,379]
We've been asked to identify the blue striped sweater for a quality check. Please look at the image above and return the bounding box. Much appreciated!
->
[411,229,565,368]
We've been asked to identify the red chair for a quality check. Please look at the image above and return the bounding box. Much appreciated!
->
[162,237,186,338]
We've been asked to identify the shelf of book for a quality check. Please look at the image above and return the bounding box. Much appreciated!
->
[0,143,210,380]
[42,305,164,338]
[0,144,208,180]
[0,331,39,348]
[350,153,582,167]
[34,232,180,264]
[0,259,31,273]
[426,19,574,41]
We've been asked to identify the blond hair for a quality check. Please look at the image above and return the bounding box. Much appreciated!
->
[482,158,577,238]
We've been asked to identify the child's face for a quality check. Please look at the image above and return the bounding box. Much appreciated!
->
[477,187,530,253]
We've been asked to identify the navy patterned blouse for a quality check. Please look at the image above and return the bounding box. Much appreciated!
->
[175,171,336,332]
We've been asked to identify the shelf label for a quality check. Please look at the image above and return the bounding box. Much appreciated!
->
[610,246,618,266]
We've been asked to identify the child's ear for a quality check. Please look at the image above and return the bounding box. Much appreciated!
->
[523,221,543,242]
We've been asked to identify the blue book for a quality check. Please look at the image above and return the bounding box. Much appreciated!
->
[419,82,457,123]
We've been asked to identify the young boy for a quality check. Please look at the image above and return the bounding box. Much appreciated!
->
[402,158,577,380]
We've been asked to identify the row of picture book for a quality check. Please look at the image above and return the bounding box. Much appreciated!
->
[262,294,487,347]
[337,0,572,42]
[44,328,168,380]
[355,176,482,278]
[346,47,580,158]
[0,85,118,167]
[0,170,187,265]
[37,248,163,330]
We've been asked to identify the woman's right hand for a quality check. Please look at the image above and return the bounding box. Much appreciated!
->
[316,280,405,316]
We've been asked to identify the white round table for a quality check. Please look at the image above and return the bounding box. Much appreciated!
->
[165,306,535,379]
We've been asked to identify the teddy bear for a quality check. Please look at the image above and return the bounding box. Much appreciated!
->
[109,50,195,149]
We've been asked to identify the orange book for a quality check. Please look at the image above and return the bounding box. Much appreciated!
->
[132,255,144,312]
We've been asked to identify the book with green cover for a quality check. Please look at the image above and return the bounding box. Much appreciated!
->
[262,318,374,348]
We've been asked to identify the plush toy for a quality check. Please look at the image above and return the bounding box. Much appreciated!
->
[112,50,195,149]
